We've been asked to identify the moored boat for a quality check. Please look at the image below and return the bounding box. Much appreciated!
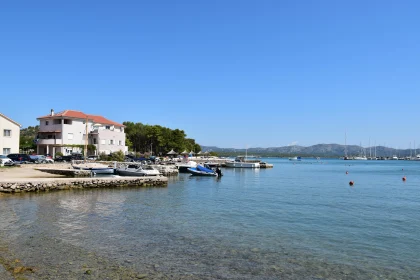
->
[187,165,218,176]
[117,164,161,176]
[225,156,260,168]
[288,156,301,161]
[176,161,197,173]
[72,163,114,174]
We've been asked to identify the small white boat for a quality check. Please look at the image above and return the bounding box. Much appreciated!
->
[225,156,260,168]
[289,156,301,161]
[72,163,114,174]
[117,164,161,176]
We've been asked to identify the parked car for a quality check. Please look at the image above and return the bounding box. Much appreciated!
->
[55,154,84,162]
[0,155,14,166]
[36,155,54,163]
[7,153,33,164]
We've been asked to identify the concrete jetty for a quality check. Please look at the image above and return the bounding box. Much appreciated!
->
[0,165,167,194]
[0,176,167,193]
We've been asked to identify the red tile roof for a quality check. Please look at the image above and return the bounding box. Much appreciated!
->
[37,110,125,127]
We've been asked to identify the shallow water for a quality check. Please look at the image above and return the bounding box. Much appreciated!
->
[0,159,419,279]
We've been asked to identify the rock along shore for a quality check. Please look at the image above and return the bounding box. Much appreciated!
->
[0,176,168,194]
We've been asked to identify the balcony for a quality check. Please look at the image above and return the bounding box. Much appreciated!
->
[36,139,63,145]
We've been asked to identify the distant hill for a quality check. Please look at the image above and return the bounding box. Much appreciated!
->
[200,144,417,158]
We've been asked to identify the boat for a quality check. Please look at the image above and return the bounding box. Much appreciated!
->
[117,164,161,176]
[354,143,367,160]
[225,156,260,168]
[176,161,197,173]
[187,165,218,176]
[288,156,301,161]
[72,163,115,174]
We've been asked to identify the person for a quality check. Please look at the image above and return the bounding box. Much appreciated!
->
[216,167,222,177]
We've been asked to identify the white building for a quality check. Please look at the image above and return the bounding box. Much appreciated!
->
[36,109,128,156]
[0,113,21,155]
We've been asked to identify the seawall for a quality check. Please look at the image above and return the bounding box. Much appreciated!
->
[0,176,168,193]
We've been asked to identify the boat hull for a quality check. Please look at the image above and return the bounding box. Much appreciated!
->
[178,166,193,173]
[117,169,160,176]
[225,162,260,168]
[187,168,217,176]
[72,166,114,174]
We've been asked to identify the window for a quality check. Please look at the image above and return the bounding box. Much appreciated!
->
[105,126,110,130]
[93,138,97,144]
[47,135,53,139]
[45,121,49,125]
[118,140,122,146]
[67,133,73,140]
[53,119,61,124]
[64,119,72,125]
[120,127,123,132]
[3,148,10,155]
[109,139,114,145]
[101,139,106,145]
[3,130,11,137]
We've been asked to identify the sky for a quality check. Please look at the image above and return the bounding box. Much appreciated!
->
[1,0,420,149]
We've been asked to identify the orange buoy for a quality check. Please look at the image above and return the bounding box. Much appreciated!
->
[402,176,406,182]
[349,181,354,186]
[346,171,349,175]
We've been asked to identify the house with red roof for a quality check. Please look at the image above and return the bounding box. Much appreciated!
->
[36,109,127,156]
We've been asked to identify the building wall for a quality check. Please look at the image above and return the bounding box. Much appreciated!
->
[95,128,127,154]
[0,115,20,154]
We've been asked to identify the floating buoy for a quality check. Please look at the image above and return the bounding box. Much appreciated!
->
[349,181,354,186]
[402,176,406,182]
[346,171,349,175]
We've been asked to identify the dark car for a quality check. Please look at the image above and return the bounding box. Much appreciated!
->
[7,153,33,163]
[55,154,84,162]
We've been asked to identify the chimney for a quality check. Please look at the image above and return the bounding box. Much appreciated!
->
[51,109,54,116]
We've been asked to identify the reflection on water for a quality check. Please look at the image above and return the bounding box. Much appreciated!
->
[0,159,419,279]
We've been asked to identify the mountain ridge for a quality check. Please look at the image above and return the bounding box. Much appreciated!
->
[200,144,418,157]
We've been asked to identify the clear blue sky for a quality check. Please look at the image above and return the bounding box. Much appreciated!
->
[1,0,419,149]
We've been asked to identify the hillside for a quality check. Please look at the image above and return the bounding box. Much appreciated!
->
[201,144,417,158]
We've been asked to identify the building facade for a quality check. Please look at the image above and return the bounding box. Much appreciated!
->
[0,113,21,155]
[36,109,128,156]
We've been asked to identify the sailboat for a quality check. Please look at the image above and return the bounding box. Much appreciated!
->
[354,143,367,160]
[343,132,351,160]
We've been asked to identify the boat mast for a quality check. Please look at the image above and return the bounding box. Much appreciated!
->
[344,131,347,157]
[374,140,376,158]
[369,137,371,158]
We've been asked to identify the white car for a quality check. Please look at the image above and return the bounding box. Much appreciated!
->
[0,155,14,166]
[36,155,54,164]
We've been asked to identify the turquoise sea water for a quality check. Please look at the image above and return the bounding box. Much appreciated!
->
[0,159,419,279]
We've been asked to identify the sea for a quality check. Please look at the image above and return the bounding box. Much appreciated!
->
[0,158,419,279]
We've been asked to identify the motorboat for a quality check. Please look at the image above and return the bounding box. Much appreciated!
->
[187,165,218,176]
[225,156,260,168]
[176,161,197,173]
[117,164,161,176]
[72,163,114,174]
[288,156,301,161]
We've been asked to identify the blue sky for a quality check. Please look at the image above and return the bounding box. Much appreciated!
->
[1,0,419,149]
